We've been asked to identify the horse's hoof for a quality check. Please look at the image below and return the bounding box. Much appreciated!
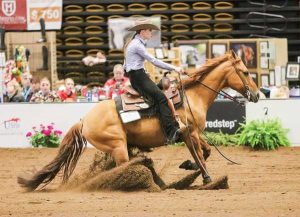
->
[203,176,212,185]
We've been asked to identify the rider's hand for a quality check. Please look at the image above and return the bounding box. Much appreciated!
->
[173,66,184,74]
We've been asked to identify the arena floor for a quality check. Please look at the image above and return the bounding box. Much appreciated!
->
[0,146,299,217]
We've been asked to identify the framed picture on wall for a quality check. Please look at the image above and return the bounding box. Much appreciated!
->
[259,41,269,69]
[155,47,164,59]
[269,70,275,86]
[286,62,300,80]
[177,40,208,68]
[250,72,258,86]
[261,74,269,87]
[281,66,287,85]
[210,43,227,58]
[229,41,257,68]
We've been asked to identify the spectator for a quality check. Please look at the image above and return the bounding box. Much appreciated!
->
[58,78,77,102]
[104,64,130,99]
[21,72,33,102]
[82,51,106,66]
[29,77,40,99]
[30,77,61,103]
[4,79,24,102]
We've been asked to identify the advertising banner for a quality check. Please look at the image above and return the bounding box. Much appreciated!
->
[0,103,95,148]
[206,100,245,134]
[26,0,62,30]
[0,0,27,30]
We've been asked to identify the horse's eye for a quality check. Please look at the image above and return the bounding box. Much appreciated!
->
[243,71,249,76]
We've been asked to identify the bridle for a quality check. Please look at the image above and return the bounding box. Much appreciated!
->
[229,57,253,101]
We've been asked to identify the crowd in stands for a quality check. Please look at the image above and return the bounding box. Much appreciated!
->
[1,49,132,103]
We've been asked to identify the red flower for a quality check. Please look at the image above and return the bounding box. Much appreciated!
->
[47,125,54,130]
[42,129,51,136]
[54,130,62,136]
[26,132,32,137]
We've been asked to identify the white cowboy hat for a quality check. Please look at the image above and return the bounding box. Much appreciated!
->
[128,19,160,31]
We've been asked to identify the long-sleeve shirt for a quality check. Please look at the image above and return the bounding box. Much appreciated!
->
[125,35,174,72]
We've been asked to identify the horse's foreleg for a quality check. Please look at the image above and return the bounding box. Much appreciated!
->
[198,134,211,161]
[183,130,212,184]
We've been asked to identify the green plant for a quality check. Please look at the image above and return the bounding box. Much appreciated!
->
[26,123,62,148]
[204,131,240,146]
[238,119,290,150]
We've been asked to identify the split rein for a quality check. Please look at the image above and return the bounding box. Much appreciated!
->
[175,62,244,165]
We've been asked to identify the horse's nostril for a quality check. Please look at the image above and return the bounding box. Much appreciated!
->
[257,93,260,99]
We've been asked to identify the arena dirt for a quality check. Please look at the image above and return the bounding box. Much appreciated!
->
[0,146,300,216]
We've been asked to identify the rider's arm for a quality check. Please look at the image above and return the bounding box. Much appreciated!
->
[136,45,175,71]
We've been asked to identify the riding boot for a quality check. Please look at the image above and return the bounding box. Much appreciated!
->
[167,98,187,133]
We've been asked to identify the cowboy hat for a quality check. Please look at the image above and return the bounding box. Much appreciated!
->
[128,19,160,31]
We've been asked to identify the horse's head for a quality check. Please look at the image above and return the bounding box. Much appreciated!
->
[226,50,259,102]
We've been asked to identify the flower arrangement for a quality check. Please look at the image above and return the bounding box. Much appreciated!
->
[26,123,63,148]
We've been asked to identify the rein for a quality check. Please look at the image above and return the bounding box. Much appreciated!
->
[178,73,241,166]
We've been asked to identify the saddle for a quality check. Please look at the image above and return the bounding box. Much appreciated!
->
[121,84,182,112]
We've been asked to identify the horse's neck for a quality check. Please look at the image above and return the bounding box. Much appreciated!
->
[186,62,230,113]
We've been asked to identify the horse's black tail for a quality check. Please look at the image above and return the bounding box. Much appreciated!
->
[17,122,87,191]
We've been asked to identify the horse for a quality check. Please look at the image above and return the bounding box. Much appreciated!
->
[18,51,259,191]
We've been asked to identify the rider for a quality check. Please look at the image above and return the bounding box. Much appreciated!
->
[124,19,186,144]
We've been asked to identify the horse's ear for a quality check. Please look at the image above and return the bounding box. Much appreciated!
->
[231,49,237,59]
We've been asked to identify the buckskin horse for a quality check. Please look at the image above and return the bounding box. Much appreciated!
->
[18,51,259,191]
